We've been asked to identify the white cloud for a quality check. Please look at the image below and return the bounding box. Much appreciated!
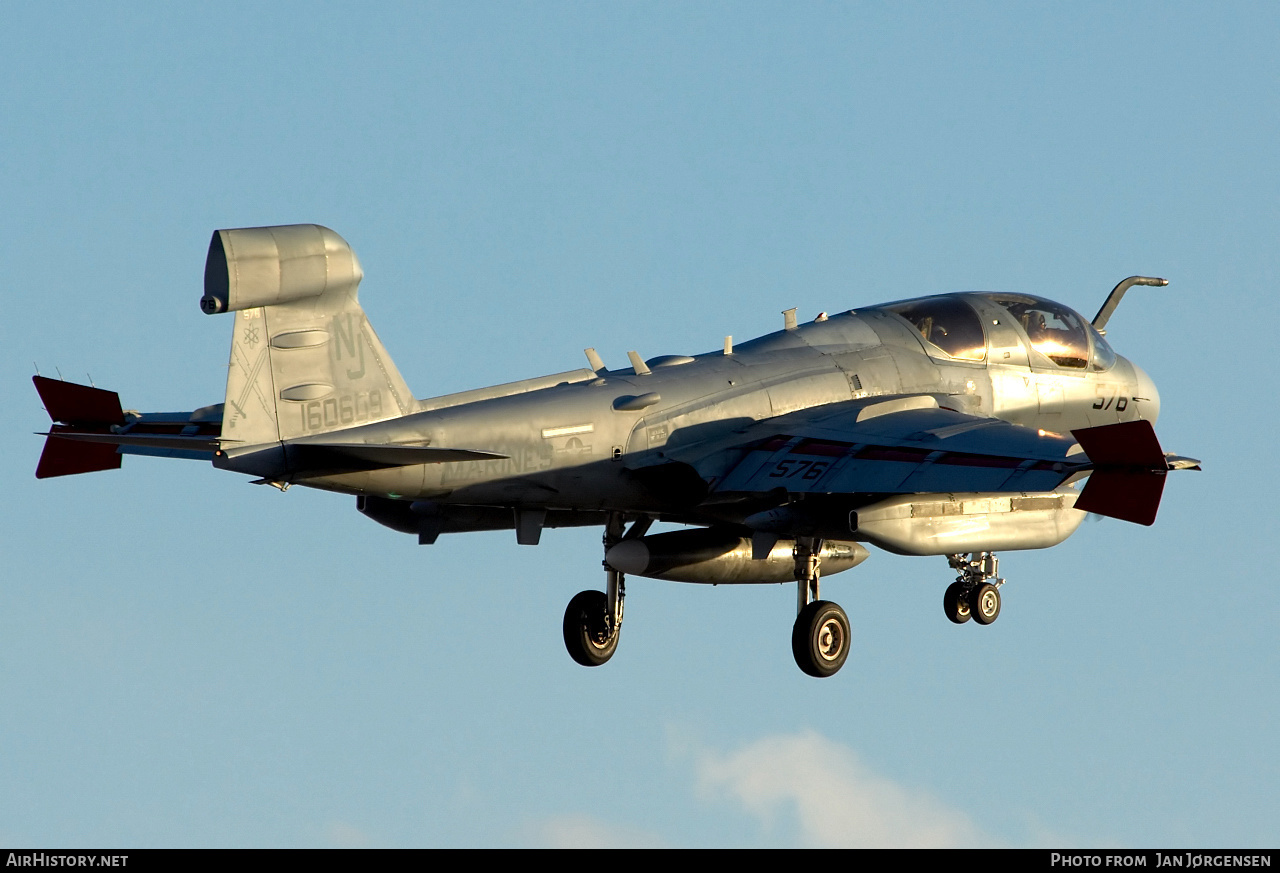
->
[695,730,999,848]
[524,814,666,849]
[325,820,372,848]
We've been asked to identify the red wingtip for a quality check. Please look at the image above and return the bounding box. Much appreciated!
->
[1071,419,1165,467]
[1074,469,1166,526]
[1071,420,1169,526]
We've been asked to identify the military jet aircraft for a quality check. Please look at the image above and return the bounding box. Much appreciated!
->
[33,224,1199,677]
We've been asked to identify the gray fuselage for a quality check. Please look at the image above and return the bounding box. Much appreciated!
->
[275,293,1157,516]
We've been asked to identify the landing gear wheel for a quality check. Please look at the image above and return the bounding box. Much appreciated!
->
[943,581,972,624]
[969,582,1001,625]
[563,590,619,667]
[791,600,850,678]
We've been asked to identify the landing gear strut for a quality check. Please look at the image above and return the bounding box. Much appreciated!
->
[563,514,651,667]
[944,552,1003,626]
[790,536,850,678]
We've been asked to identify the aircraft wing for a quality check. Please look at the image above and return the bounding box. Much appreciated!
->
[669,395,1192,526]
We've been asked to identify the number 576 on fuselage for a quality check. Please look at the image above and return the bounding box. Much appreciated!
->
[33,225,1200,677]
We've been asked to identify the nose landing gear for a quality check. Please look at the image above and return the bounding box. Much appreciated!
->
[943,580,972,624]
[944,552,1003,626]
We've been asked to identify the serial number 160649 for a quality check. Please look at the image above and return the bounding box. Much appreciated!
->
[299,390,383,431]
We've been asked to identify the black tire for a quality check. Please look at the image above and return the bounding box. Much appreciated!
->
[791,600,851,678]
[943,581,972,624]
[969,582,1001,625]
[563,590,619,667]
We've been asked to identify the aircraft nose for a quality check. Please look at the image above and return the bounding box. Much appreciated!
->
[1129,360,1160,424]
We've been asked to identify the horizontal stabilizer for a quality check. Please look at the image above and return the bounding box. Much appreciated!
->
[38,431,222,453]
[36,428,123,479]
[32,377,223,477]
[34,375,124,425]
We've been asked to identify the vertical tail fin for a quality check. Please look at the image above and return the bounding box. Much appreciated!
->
[204,225,415,447]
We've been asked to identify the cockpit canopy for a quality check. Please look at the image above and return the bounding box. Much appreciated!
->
[883,296,986,361]
[878,292,1117,371]
[980,293,1115,370]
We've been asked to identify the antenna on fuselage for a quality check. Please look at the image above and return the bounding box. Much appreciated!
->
[1093,276,1168,333]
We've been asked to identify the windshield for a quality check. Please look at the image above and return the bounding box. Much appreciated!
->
[1088,323,1116,370]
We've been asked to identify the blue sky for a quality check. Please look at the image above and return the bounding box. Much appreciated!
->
[1,3,1276,847]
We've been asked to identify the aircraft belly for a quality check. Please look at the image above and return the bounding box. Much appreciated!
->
[438,465,647,510]
[300,463,429,498]
[365,464,429,497]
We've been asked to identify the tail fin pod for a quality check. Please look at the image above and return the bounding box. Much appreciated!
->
[203,225,415,445]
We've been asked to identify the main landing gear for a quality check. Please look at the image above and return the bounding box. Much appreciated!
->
[791,536,851,678]
[563,514,651,667]
[562,590,618,666]
[944,552,1003,626]
[562,524,852,677]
